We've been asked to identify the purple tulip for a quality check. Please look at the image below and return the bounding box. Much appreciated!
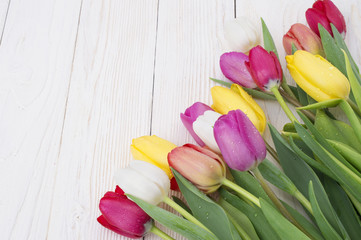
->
[214,109,266,171]
[180,102,213,146]
[220,52,257,88]
[245,46,283,92]
[98,186,152,238]
[306,0,346,37]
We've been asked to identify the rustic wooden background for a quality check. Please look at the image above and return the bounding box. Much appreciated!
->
[0,0,360,239]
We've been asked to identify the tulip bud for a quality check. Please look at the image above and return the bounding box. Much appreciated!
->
[114,160,170,205]
[306,0,346,37]
[220,52,257,88]
[168,144,226,193]
[131,135,176,179]
[193,110,222,153]
[286,50,350,102]
[245,46,283,92]
[214,110,266,171]
[211,84,266,134]
[98,186,153,238]
[223,17,261,53]
[283,23,324,56]
[180,102,213,147]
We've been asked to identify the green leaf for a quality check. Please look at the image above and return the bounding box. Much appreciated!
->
[298,112,361,178]
[219,188,280,240]
[261,18,279,57]
[297,99,342,110]
[230,169,272,205]
[209,77,232,88]
[294,121,361,203]
[218,198,260,240]
[331,24,360,76]
[128,195,218,240]
[327,139,361,172]
[308,182,344,240]
[172,170,240,240]
[269,124,348,237]
[323,177,361,240]
[172,196,192,215]
[297,86,311,107]
[343,50,361,111]
[314,110,361,152]
[291,43,298,54]
[260,198,311,240]
[258,159,298,195]
[319,24,346,75]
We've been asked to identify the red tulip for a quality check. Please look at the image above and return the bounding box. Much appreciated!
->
[98,186,152,238]
[245,46,283,92]
[306,0,346,37]
[283,23,324,56]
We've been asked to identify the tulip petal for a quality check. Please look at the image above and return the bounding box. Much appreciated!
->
[180,102,213,147]
[306,8,332,36]
[193,110,222,153]
[220,52,256,88]
[322,0,346,34]
[214,110,266,171]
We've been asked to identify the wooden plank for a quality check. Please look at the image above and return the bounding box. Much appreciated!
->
[149,0,234,239]
[0,0,10,40]
[46,0,159,239]
[0,0,82,238]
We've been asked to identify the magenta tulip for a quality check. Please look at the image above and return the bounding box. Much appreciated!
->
[214,110,266,171]
[245,46,283,92]
[283,23,324,56]
[220,52,257,88]
[180,102,213,146]
[98,186,152,238]
[306,0,346,37]
[168,144,226,193]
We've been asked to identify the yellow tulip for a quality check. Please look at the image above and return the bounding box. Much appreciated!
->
[286,50,350,102]
[211,84,266,134]
[131,135,177,179]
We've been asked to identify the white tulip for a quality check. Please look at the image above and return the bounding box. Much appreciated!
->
[193,110,222,153]
[223,17,261,53]
[114,160,170,205]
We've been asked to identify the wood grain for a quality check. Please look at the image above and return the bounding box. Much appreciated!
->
[46,0,158,239]
[0,0,82,238]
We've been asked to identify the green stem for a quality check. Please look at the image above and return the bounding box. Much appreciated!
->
[279,89,316,121]
[347,98,361,118]
[281,81,297,99]
[293,190,313,214]
[281,131,301,140]
[252,168,315,239]
[150,225,175,240]
[264,139,280,163]
[339,100,361,144]
[222,178,260,207]
[271,86,299,123]
[163,196,210,232]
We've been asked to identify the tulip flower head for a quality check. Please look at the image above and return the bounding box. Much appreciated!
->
[131,135,176,179]
[283,23,324,56]
[180,102,214,147]
[306,0,346,37]
[214,110,266,171]
[286,50,350,102]
[211,84,266,134]
[245,46,283,92]
[220,52,257,88]
[168,144,226,194]
[114,160,170,205]
[98,186,152,238]
[223,17,261,53]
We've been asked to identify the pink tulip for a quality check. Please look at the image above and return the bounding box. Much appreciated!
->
[97,186,152,238]
[306,0,346,37]
[180,102,213,146]
[214,110,266,171]
[168,144,226,193]
[245,46,283,92]
[283,23,324,56]
[220,52,257,88]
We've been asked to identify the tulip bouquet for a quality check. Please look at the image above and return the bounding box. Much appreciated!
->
[97,0,361,239]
